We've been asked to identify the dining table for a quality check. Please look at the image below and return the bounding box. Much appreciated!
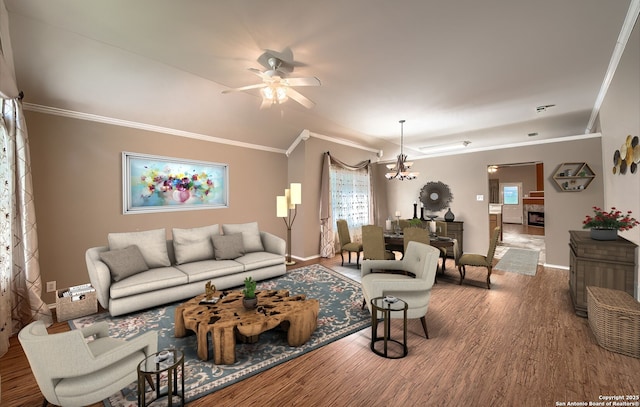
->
[384,233,459,273]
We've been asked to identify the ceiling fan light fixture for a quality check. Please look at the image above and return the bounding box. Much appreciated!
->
[386,120,419,181]
[261,85,289,105]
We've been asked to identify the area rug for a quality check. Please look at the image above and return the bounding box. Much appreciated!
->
[494,247,540,276]
[69,264,370,406]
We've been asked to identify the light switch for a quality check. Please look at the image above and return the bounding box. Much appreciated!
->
[476,195,484,201]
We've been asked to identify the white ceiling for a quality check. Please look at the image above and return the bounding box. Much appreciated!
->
[4,0,636,159]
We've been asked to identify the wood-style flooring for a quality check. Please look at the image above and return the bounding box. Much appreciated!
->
[2,254,639,406]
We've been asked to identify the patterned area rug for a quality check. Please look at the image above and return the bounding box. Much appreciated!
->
[69,264,370,406]
[494,247,540,276]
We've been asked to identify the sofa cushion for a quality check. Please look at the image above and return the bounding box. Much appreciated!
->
[99,245,149,282]
[172,224,219,264]
[222,222,264,253]
[110,266,188,299]
[234,251,284,271]
[212,234,245,260]
[108,229,170,268]
[176,259,245,282]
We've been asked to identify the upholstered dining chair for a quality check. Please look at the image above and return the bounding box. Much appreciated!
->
[434,220,449,265]
[457,226,501,289]
[336,219,363,267]
[18,320,158,407]
[361,241,440,338]
[402,227,431,252]
[362,225,395,260]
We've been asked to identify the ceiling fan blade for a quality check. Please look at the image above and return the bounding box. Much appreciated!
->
[283,77,321,87]
[221,83,267,94]
[287,88,315,109]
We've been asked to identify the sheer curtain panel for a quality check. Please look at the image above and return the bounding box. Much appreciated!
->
[319,152,372,258]
[0,99,53,361]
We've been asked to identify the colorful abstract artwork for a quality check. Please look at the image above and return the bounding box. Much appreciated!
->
[122,152,228,214]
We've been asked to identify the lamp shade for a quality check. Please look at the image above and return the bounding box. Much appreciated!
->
[290,183,302,205]
[277,196,288,218]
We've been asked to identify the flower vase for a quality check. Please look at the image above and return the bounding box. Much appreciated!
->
[590,228,618,241]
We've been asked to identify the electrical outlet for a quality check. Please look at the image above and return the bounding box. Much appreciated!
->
[476,195,484,201]
[46,281,56,293]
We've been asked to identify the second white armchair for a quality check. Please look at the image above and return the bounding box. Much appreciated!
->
[361,241,440,338]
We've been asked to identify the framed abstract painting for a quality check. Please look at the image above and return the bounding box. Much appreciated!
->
[122,152,229,214]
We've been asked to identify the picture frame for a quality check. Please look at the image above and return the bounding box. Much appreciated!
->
[122,152,229,214]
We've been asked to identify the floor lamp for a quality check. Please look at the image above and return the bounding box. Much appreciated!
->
[277,183,301,266]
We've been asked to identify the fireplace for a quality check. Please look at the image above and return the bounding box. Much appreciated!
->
[527,211,545,227]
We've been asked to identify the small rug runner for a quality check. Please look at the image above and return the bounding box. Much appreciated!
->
[494,247,540,276]
[69,264,370,406]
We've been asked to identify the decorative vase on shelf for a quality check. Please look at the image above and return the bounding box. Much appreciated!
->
[444,208,455,222]
[590,228,618,241]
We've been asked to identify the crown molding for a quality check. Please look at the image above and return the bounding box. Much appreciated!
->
[22,103,287,154]
[586,0,640,133]
[286,128,382,158]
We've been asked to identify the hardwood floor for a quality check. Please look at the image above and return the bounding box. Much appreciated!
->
[2,255,639,406]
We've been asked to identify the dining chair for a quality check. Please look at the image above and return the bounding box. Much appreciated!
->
[336,219,363,267]
[435,220,449,263]
[457,226,501,289]
[361,241,440,338]
[362,225,395,260]
[403,227,431,252]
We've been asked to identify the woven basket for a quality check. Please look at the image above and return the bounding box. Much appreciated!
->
[587,286,640,358]
[56,289,97,322]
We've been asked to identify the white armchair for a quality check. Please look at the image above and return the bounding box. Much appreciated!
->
[361,241,440,338]
[18,320,157,407]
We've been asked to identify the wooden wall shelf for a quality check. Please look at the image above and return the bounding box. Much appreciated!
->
[552,162,595,192]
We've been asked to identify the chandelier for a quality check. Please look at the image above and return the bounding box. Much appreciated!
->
[385,119,419,180]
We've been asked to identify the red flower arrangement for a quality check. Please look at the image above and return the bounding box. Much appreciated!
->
[582,206,639,231]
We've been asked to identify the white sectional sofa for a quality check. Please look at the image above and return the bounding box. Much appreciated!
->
[85,222,286,316]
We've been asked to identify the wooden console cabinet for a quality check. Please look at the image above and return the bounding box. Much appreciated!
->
[569,230,637,317]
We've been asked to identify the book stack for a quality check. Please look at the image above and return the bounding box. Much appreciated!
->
[60,283,96,302]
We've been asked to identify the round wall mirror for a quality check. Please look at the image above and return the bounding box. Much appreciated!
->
[420,181,453,212]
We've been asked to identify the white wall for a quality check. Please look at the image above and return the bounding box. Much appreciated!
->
[599,19,640,299]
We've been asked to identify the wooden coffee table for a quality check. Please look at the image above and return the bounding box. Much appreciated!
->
[174,289,319,364]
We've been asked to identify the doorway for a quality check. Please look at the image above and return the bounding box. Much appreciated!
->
[487,162,546,264]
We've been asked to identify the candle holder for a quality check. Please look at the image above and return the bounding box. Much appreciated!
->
[413,203,418,219]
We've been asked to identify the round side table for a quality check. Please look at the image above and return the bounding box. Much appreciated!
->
[370,296,408,359]
[137,349,185,407]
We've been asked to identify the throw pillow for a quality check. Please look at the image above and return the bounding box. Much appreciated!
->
[99,245,149,282]
[108,228,171,268]
[221,222,264,253]
[172,224,219,264]
[212,234,245,260]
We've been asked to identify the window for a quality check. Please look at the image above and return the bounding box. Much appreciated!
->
[330,165,371,229]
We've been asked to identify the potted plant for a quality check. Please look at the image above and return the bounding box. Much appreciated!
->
[242,276,258,309]
[582,206,639,240]
[408,218,423,228]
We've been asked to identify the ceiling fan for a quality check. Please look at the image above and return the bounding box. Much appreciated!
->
[222,52,321,109]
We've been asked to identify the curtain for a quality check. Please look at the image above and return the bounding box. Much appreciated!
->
[319,152,372,258]
[0,7,50,403]
[0,98,53,359]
